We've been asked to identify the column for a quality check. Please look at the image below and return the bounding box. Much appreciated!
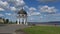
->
[24,18,26,25]
[17,19,19,24]
[20,18,22,24]
[24,15,26,25]
[22,18,24,24]
[25,17,27,25]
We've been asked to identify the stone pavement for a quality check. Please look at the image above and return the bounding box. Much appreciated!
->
[0,24,28,34]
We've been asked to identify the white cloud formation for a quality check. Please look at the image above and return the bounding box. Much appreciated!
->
[27,12,41,16]
[0,14,4,17]
[51,13,60,16]
[40,16,43,18]
[15,0,25,7]
[29,7,37,11]
[0,0,25,11]
[37,0,60,2]
[39,5,58,13]
[0,0,8,6]
[31,12,40,16]
[28,7,37,16]
[0,8,5,11]
[29,7,37,12]
[0,0,9,9]
[7,0,25,7]
[26,7,41,16]
[10,7,17,11]
[30,18,34,21]
[5,13,12,16]
[24,5,29,9]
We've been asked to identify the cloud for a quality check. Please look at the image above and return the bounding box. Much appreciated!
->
[0,0,25,11]
[24,5,29,9]
[0,0,9,9]
[5,13,12,16]
[40,16,43,18]
[15,0,25,7]
[31,12,41,16]
[7,0,25,7]
[39,5,58,14]
[29,7,37,12]
[30,18,34,21]
[0,14,4,17]
[28,12,40,16]
[26,7,41,16]
[10,7,17,11]
[27,12,41,16]
[0,0,8,7]
[51,13,60,16]
[0,8,5,11]
[37,0,60,2]
[29,7,37,15]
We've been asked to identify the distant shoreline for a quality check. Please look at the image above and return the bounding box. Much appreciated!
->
[35,24,60,27]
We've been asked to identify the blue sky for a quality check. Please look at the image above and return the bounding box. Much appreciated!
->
[0,0,60,22]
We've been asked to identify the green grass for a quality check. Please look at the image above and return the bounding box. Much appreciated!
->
[23,26,60,34]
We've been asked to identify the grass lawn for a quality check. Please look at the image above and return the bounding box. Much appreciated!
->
[23,26,60,34]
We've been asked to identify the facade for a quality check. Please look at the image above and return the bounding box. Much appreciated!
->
[17,9,28,25]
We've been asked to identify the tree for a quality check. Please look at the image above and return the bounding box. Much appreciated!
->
[0,17,4,24]
[16,20,17,24]
[3,18,5,23]
[4,19,9,24]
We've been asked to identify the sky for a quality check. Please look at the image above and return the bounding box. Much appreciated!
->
[0,0,60,22]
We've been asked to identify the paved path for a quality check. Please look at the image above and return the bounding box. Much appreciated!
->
[0,24,28,34]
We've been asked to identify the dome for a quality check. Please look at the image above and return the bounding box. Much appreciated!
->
[17,9,27,15]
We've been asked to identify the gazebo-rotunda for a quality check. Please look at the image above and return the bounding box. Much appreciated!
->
[17,9,27,25]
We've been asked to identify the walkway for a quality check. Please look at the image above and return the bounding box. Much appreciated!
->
[0,24,28,34]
